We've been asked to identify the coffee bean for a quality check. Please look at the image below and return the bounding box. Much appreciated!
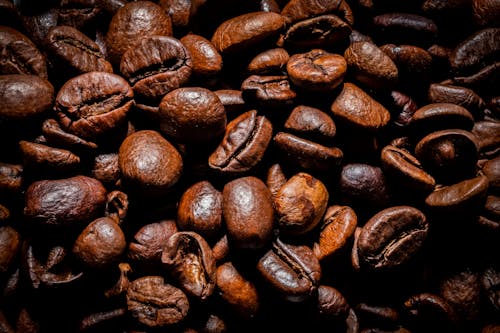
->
[317,285,350,320]
[284,105,336,144]
[0,226,20,273]
[180,33,222,78]
[241,74,296,108]
[427,83,485,119]
[19,140,80,175]
[281,0,353,25]
[403,293,457,331]
[0,162,23,194]
[247,47,289,75]
[372,13,438,47]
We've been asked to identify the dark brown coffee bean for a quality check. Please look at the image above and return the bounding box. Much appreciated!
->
[105,1,172,65]
[287,49,347,92]
[159,0,204,31]
[380,44,433,86]
[118,130,183,195]
[380,145,435,193]
[257,238,321,302]
[209,110,272,175]
[46,25,112,76]
[388,90,419,128]
[281,0,353,25]
[284,105,336,143]
[41,118,98,152]
[330,82,391,132]
[425,175,489,215]
[428,83,485,118]
[120,36,192,103]
[55,71,133,142]
[472,0,500,27]
[127,276,189,327]
[317,285,350,320]
[415,129,478,183]
[439,269,481,322]
[344,41,398,91]
[90,153,119,187]
[0,74,54,122]
[216,262,260,319]
[451,62,500,94]
[214,89,246,118]
[314,205,357,261]
[24,175,107,229]
[450,28,500,75]
[180,33,222,78]
[478,195,500,230]
[403,293,457,331]
[355,303,400,328]
[128,220,177,265]
[177,181,222,242]
[247,47,289,75]
[266,163,287,199]
[161,231,216,300]
[159,87,226,143]
[78,308,127,332]
[222,176,274,249]
[275,172,329,235]
[241,74,296,107]
[73,216,126,269]
[410,103,475,135]
[19,140,80,174]
[482,155,500,192]
[274,132,343,172]
[481,267,500,313]
[0,162,23,194]
[0,226,20,273]
[472,120,500,158]
[372,13,438,47]
[211,11,285,55]
[280,14,352,50]
[357,206,428,270]
[0,26,47,78]
[57,0,102,32]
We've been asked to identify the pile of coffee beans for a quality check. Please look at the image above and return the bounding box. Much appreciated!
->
[0,0,499,332]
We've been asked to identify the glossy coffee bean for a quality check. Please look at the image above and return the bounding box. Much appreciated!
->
[356,206,428,270]
[161,231,216,300]
[281,0,354,25]
[274,172,329,235]
[317,285,350,320]
[266,163,287,199]
[372,13,438,47]
[180,33,222,78]
[128,220,177,265]
[19,140,80,175]
[90,153,120,187]
[222,176,274,249]
[257,238,321,302]
[0,163,23,194]
[403,293,457,330]
[482,155,500,192]
[241,74,296,108]
[410,103,475,136]
[247,47,289,75]
[0,226,20,273]
[41,118,97,153]
[127,276,189,327]
[427,83,485,118]
[284,105,336,144]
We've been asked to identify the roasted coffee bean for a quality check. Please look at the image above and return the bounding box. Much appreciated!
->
[439,269,482,322]
[257,238,321,302]
[481,267,500,313]
[180,33,222,78]
[0,25,47,78]
[281,0,353,25]
[216,261,260,319]
[55,71,133,142]
[427,83,485,118]
[57,0,102,33]
[478,195,500,230]
[0,162,23,194]
[90,153,119,187]
[284,105,336,143]
[0,226,20,273]
[241,74,296,107]
[472,120,500,158]
[46,25,112,76]
[314,205,357,261]
[317,285,350,320]
[482,155,500,192]
[247,47,289,75]
[372,13,438,47]
[355,303,400,328]
[274,172,329,235]
[410,103,475,136]
[24,175,107,229]
[209,110,272,175]
[222,176,274,249]
[41,118,98,152]
[73,217,126,269]
[128,220,177,265]
[388,90,419,128]
[211,11,285,55]
[105,1,172,65]
[472,0,500,27]
[19,140,80,175]
[118,130,183,195]
[403,293,458,331]
[177,180,223,241]
[159,0,205,31]
[127,276,189,327]
[120,36,192,103]
[287,49,347,92]
[159,87,226,143]
[214,89,246,117]
[356,206,428,270]
[0,74,54,122]
[266,163,287,199]
[161,231,216,300]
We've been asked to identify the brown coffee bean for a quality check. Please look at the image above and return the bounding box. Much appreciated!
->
[380,44,433,87]
[212,234,229,264]
[274,132,343,172]
[0,226,20,273]
[209,110,272,175]
[317,285,350,320]
[159,0,204,31]
[428,83,485,118]
[0,74,54,122]
[158,87,226,143]
[78,308,127,332]
[330,82,391,132]
[177,181,222,241]
[241,74,296,107]
[105,1,173,65]
[19,140,80,174]
[120,35,192,103]
[281,0,353,25]
[216,262,260,319]
[73,217,126,269]
[372,13,438,47]
[118,130,183,195]
[482,155,500,192]
[0,163,23,194]
[55,71,133,142]
[0,26,47,78]
[381,145,436,193]
[128,220,178,264]
[46,25,112,75]
[481,267,500,313]
[287,49,346,92]
[403,293,457,331]
[314,205,357,261]
[257,238,321,302]
[266,163,287,199]
[472,0,500,27]
[357,206,428,270]
[222,176,274,249]
[388,90,419,128]
[478,195,500,231]
[211,11,285,55]
[274,172,329,235]
[90,153,120,187]
[472,120,500,158]
[41,118,98,152]
[344,41,398,91]
[180,33,222,77]
[247,47,289,75]
[440,269,481,322]
[24,175,107,229]
[410,103,475,136]
[127,276,189,327]
[57,0,102,32]
[214,89,246,118]
[415,129,478,183]
[161,231,216,300]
